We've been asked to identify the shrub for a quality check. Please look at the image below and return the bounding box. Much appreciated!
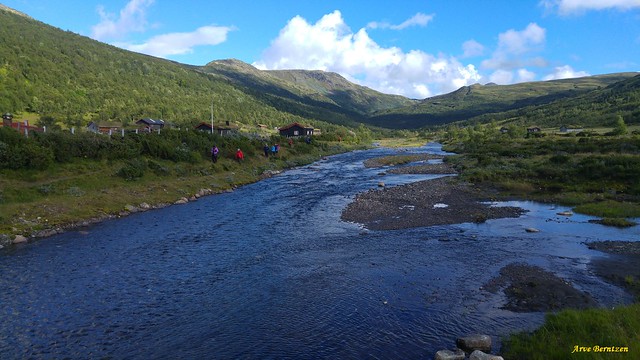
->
[116,159,147,180]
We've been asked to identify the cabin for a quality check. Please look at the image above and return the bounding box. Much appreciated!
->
[559,125,583,133]
[0,115,43,134]
[194,121,238,136]
[527,127,541,133]
[87,121,121,134]
[278,122,314,137]
[136,118,165,131]
[499,127,509,134]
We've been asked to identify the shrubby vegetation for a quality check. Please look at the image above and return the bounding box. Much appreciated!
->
[441,123,640,223]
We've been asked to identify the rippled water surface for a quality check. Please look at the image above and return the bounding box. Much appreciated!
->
[1,143,638,359]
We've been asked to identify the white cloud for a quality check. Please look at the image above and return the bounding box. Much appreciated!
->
[543,65,589,80]
[541,0,640,15]
[488,68,539,85]
[462,40,485,58]
[254,11,480,98]
[367,12,435,30]
[489,69,514,84]
[517,68,537,82]
[482,23,546,70]
[92,0,155,40]
[114,25,235,58]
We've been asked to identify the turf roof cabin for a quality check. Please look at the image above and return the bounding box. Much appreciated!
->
[136,118,165,132]
[278,122,314,138]
[194,121,238,136]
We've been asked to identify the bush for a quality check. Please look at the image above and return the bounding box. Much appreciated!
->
[116,159,147,180]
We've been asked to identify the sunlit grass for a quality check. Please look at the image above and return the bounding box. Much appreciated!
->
[502,303,640,360]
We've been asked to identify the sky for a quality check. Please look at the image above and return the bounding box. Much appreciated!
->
[3,0,640,99]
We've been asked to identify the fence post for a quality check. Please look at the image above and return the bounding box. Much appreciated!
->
[71,127,75,135]
[121,128,125,138]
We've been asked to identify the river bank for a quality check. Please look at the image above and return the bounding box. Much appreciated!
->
[0,142,360,248]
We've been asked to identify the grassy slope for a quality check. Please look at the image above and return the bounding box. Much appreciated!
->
[366,73,639,129]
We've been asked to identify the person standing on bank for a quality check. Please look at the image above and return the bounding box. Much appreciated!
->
[235,148,244,162]
[263,144,270,158]
[211,145,219,163]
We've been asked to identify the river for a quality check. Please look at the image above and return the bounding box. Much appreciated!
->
[1,143,638,359]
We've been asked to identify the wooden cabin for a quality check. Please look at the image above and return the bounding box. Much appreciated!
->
[278,122,314,137]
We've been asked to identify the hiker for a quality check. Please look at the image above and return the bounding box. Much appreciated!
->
[288,138,293,147]
[235,148,244,162]
[263,144,270,158]
[211,145,219,163]
[271,144,277,155]
[275,144,280,154]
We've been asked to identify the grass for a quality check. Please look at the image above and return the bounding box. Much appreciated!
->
[573,200,640,219]
[502,303,640,359]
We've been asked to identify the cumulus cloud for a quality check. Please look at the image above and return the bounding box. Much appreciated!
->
[543,65,589,80]
[541,0,640,15]
[254,11,480,98]
[461,40,485,58]
[482,23,547,70]
[114,25,235,58]
[92,0,155,40]
[367,12,435,30]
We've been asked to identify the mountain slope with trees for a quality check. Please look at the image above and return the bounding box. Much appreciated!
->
[367,73,639,129]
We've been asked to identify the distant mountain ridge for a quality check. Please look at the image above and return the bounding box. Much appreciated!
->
[367,73,639,128]
[202,59,417,116]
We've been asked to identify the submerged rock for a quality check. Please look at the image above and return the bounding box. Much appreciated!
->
[456,334,492,353]
[525,227,540,233]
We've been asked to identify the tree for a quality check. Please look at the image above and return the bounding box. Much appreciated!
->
[612,115,628,136]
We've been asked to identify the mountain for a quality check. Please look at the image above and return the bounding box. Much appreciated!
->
[367,73,639,128]
[0,6,379,130]
[201,59,416,116]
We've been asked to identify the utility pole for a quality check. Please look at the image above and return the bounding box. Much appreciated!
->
[210,100,214,135]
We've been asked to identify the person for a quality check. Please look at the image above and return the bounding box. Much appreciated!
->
[235,148,244,162]
[211,145,219,163]
[263,144,270,158]
[288,138,293,147]
[271,144,276,155]
[275,144,280,154]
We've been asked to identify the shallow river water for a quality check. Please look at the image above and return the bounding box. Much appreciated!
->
[1,143,638,359]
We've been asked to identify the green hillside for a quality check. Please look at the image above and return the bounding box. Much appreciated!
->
[0,8,361,130]
[465,73,640,128]
[367,73,639,129]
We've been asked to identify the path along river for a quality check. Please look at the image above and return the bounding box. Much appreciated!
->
[1,143,638,359]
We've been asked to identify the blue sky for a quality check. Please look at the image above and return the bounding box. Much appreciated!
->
[3,0,640,98]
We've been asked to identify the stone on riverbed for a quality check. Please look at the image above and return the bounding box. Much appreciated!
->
[456,334,492,353]
[434,348,465,360]
[525,227,540,233]
[469,350,504,360]
[12,235,28,244]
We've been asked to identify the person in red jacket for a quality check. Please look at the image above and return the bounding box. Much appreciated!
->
[235,148,244,162]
